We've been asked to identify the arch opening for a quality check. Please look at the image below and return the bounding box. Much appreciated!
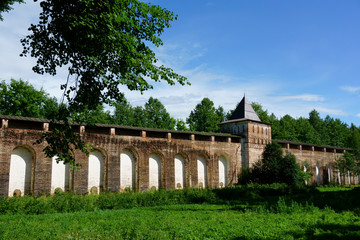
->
[88,150,104,194]
[149,153,161,190]
[51,156,71,194]
[120,149,135,191]
[8,147,33,197]
[197,155,207,188]
[174,154,185,189]
[218,156,228,188]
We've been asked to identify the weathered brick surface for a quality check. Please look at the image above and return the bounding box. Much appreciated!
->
[0,123,241,196]
[0,116,348,197]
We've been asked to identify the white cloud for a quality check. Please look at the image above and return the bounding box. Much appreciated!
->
[340,86,360,93]
[273,94,325,102]
[314,107,347,116]
[357,113,360,118]
[1,2,357,126]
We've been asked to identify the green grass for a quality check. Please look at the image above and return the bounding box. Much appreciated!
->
[1,185,360,239]
[1,203,360,239]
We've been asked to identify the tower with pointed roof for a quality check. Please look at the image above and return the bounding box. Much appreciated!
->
[219,96,272,168]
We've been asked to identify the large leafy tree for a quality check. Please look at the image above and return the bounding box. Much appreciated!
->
[112,96,136,126]
[112,96,175,130]
[144,97,175,130]
[14,0,188,165]
[186,97,224,132]
[21,0,188,111]
[0,79,58,118]
[0,0,23,20]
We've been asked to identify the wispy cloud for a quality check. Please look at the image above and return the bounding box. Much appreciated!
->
[315,107,347,116]
[340,86,360,93]
[357,113,360,118]
[273,94,325,102]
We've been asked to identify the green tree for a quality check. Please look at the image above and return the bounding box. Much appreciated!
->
[17,0,188,165]
[325,116,349,148]
[347,124,360,153]
[240,142,306,186]
[276,115,298,142]
[21,0,188,112]
[175,119,188,131]
[132,106,147,128]
[294,117,320,144]
[335,151,360,181]
[308,110,331,146]
[186,98,223,132]
[75,105,112,125]
[143,97,175,130]
[112,96,136,126]
[0,0,23,20]
[251,102,272,123]
[0,79,58,118]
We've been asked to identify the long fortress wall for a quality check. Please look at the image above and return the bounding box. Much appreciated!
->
[0,116,242,197]
[0,113,351,197]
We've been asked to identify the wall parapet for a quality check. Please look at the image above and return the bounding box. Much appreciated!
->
[0,115,242,144]
[273,139,350,154]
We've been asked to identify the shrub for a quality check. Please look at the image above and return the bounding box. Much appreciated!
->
[238,142,306,186]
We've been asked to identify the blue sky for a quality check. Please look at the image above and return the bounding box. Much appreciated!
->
[1,1,360,126]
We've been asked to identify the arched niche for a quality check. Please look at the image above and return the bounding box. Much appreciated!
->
[120,149,136,191]
[51,156,71,194]
[149,153,162,190]
[8,147,34,197]
[218,156,229,188]
[316,164,322,185]
[197,155,207,188]
[174,154,186,189]
[88,150,104,194]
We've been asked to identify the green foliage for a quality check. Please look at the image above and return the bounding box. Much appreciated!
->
[0,0,23,21]
[21,0,188,112]
[2,187,360,239]
[112,96,136,126]
[186,97,224,132]
[0,79,59,118]
[112,96,176,130]
[239,142,306,186]
[247,102,358,149]
[16,0,188,166]
[143,97,176,130]
[335,151,360,179]
[175,118,188,131]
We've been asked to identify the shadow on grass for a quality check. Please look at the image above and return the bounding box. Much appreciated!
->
[287,223,360,239]
[213,187,360,213]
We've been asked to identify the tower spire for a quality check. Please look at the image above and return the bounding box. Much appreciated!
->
[228,96,261,122]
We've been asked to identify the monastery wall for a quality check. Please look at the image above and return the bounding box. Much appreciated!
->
[0,116,242,197]
[275,140,351,185]
[0,113,351,197]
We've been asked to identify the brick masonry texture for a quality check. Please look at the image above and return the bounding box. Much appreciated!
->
[0,115,349,197]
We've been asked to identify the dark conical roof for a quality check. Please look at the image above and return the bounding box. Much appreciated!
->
[228,96,261,122]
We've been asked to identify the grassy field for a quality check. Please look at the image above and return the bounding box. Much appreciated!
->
[1,185,360,239]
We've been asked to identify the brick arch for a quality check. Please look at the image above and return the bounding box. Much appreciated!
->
[148,151,164,190]
[218,155,230,188]
[174,152,188,189]
[196,153,209,188]
[120,146,140,163]
[88,148,107,194]
[120,147,139,191]
[197,152,211,164]
[91,147,108,161]
[9,145,36,196]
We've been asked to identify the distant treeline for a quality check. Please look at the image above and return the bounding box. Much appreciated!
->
[1,79,359,150]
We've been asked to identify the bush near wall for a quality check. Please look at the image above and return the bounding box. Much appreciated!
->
[0,184,321,215]
[238,142,308,186]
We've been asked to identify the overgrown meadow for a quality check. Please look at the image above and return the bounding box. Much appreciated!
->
[1,184,360,239]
